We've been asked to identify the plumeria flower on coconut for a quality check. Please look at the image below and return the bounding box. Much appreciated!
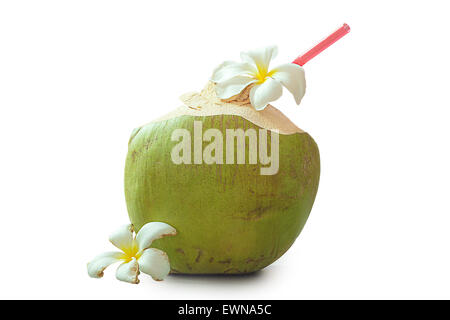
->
[212,46,306,110]
[87,222,176,284]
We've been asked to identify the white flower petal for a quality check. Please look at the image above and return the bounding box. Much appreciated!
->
[135,222,177,253]
[116,257,140,284]
[109,224,134,252]
[240,46,278,72]
[249,78,283,110]
[215,76,257,99]
[87,251,124,278]
[271,63,306,104]
[215,76,256,99]
[211,61,256,83]
[138,248,171,281]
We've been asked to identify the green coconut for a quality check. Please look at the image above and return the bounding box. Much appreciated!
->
[124,82,320,274]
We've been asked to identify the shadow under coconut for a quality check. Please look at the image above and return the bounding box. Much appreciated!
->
[168,269,268,285]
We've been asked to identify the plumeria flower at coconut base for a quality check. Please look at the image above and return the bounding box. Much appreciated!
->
[87,222,177,284]
[212,46,306,111]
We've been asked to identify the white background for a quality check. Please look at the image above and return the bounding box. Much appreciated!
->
[1,0,449,299]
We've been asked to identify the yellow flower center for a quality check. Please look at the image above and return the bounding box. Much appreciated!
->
[254,64,276,84]
[121,240,141,262]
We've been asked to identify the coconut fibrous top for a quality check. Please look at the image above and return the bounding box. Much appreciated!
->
[151,46,308,135]
[151,81,304,135]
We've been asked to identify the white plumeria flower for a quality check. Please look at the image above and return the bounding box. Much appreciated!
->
[211,46,306,111]
[87,222,177,284]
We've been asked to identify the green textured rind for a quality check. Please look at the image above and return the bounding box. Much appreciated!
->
[125,114,320,274]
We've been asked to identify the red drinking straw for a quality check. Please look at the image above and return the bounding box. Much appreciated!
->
[293,23,350,66]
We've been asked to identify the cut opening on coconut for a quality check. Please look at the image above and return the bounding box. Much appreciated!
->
[150,82,304,135]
